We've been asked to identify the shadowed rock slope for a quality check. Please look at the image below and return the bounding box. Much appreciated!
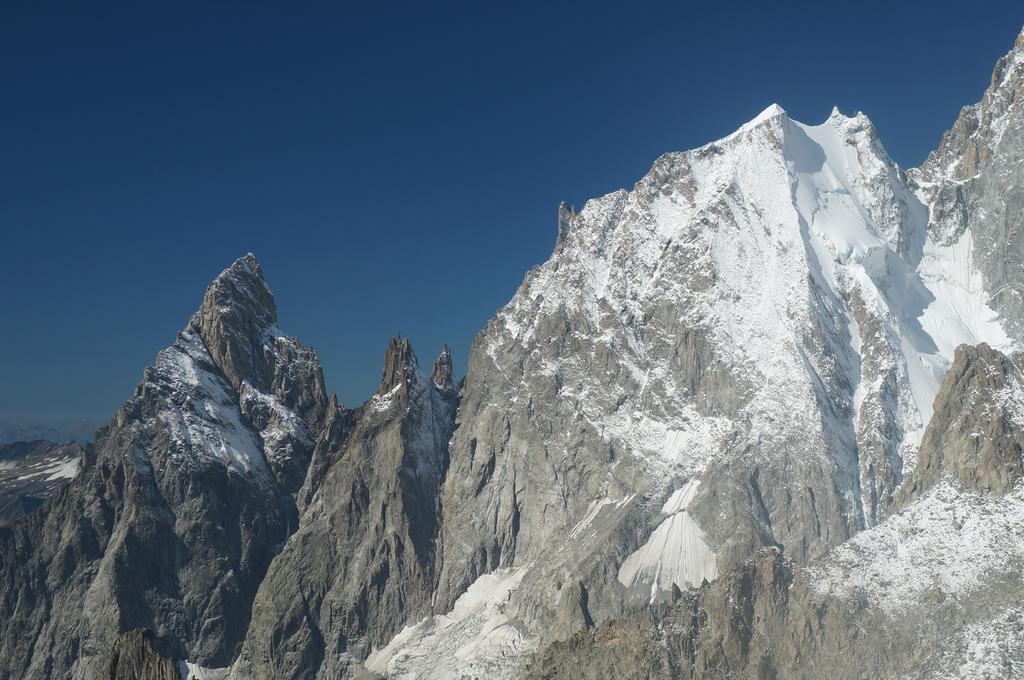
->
[231,337,457,680]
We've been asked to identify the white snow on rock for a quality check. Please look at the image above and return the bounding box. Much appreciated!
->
[178,661,229,680]
[365,567,532,679]
[927,608,1024,680]
[8,455,82,482]
[783,107,1012,460]
[617,480,717,595]
[238,382,311,467]
[487,101,1014,520]
[567,494,635,541]
[154,329,269,477]
[810,482,1024,614]
[661,479,702,514]
[40,456,81,481]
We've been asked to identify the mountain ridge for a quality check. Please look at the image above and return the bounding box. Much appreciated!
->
[3,25,1024,680]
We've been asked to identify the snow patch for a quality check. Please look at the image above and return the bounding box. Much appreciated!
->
[155,329,269,477]
[811,482,1024,614]
[934,608,1024,679]
[618,480,717,595]
[365,567,532,679]
[41,456,81,481]
[177,661,229,680]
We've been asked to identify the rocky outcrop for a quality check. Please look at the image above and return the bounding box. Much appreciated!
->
[895,343,1024,507]
[431,344,456,395]
[195,253,328,494]
[195,253,327,423]
[0,255,325,680]
[100,629,180,680]
[0,440,83,526]
[232,338,457,679]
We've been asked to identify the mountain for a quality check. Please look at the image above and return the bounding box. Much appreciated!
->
[526,343,1024,679]
[0,418,102,446]
[0,254,327,679]
[0,440,83,526]
[231,337,457,679]
[2,25,1024,680]
[350,27,1024,679]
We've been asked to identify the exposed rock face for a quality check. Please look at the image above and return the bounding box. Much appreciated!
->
[0,440,83,525]
[896,343,1024,506]
[0,255,326,680]
[194,253,328,495]
[526,343,1024,680]
[100,629,180,680]
[914,30,1024,339]
[232,338,457,680]
[377,336,416,397]
[431,344,456,395]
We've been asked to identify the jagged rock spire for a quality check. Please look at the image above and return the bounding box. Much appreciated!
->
[555,201,575,251]
[191,253,327,433]
[377,335,418,397]
[431,344,455,395]
[192,253,278,392]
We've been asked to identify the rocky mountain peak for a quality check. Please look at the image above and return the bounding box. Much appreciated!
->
[917,26,1024,187]
[991,25,1024,87]
[377,335,419,398]
[191,253,279,392]
[431,344,456,395]
[186,253,327,435]
[555,201,576,251]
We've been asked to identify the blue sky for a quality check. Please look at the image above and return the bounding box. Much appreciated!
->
[2,1,1022,421]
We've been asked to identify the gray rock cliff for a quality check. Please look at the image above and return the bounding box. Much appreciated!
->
[231,338,457,679]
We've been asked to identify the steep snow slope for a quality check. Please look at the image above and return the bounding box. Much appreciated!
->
[617,480,717,595]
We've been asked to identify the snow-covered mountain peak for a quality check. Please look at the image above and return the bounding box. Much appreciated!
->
[120,254,329,487]
[467,93,1015,605]
[736,102,787,132]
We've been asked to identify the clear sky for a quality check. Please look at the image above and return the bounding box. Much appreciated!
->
[2,1,1022,422]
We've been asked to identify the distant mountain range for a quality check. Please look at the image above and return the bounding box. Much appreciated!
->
[0,417,101,446]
